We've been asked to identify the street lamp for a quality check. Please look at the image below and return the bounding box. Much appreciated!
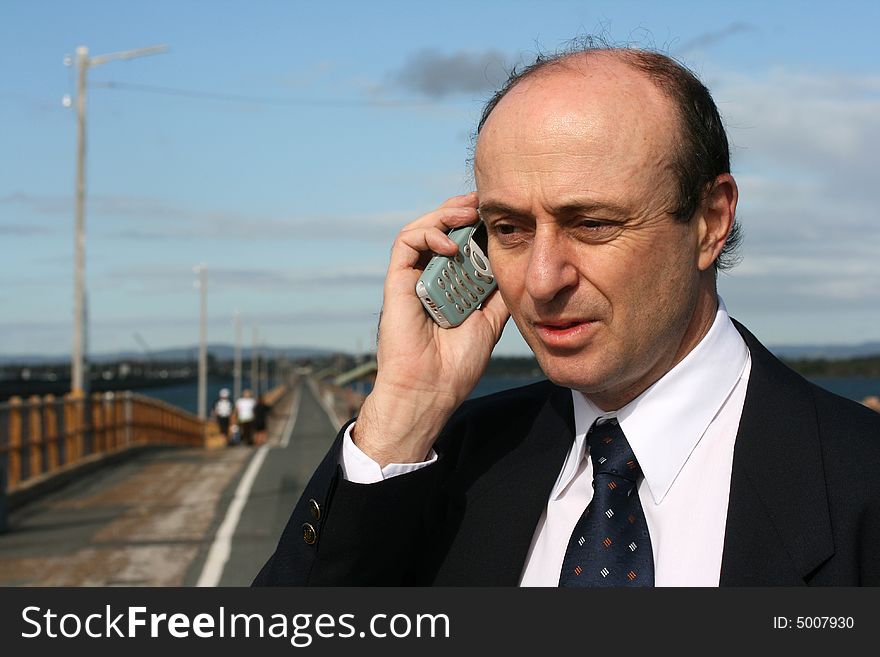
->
[64,44,167,394]
[194,264,208,420]
[233,310,242,401]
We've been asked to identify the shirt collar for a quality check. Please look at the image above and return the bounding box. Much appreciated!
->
[552,298,749,505]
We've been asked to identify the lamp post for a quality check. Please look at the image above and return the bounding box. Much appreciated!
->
[251,325,259,396]
[194,264,208,420]
[233,310,242,402]
[66,44,167,394]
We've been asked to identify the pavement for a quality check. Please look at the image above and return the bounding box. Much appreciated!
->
[214,378,341,586]
[0,378,340,587]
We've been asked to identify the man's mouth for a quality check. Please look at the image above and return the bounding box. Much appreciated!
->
[534,318,592,330]
[532,318,598,347]
[538,320,584,330]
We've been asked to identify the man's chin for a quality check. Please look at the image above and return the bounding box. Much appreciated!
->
[533,354,608,393]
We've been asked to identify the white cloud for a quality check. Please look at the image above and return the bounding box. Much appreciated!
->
[94,264,386,296]
[712,67,880,323]
[0,191,420,243]
[719,69,880,181]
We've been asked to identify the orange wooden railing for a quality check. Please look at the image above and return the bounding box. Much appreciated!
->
[0,391,205,494]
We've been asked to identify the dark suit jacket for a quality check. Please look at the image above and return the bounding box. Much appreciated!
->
[253,322,880,586]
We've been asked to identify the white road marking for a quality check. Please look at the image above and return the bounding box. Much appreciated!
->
[279,381,302,448]
[306,376,344,430]
[196,445,269,587]
[195,378,329,587]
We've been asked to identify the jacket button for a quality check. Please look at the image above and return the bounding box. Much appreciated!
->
[302,523,317,545]
[308,498,321,520]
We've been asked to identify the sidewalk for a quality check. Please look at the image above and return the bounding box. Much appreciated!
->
[0,444,252,586]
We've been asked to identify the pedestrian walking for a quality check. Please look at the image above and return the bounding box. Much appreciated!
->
[211,388,234,444]
[234,389,257,446]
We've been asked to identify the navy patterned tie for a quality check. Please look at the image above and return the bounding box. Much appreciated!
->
[559,419,654,586]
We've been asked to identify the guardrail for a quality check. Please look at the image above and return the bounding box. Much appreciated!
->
[311,377,368,430]
[0,390,205,495]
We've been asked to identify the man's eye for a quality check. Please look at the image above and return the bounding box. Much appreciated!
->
[575,219,623,241]
[490,223,519,236]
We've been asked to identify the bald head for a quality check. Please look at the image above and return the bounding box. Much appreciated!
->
[476,54,681,219]
[474,47,739,270]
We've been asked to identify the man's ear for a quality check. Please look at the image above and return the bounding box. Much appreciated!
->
[697,173,738,272]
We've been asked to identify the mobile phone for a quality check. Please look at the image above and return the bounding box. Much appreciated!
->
[416,220,497,328]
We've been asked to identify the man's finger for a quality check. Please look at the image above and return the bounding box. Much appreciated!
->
[438,191,478,209]
[389,200,484,273]
[401,205,477,233]
[477,289,511,342]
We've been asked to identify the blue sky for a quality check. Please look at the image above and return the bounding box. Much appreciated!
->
[1,0,878,357]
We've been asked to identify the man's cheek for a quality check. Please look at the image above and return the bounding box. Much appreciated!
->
[494,282,521,319]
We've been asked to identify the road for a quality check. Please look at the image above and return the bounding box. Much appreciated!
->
[0,378,339,586]
[197,378,340,586]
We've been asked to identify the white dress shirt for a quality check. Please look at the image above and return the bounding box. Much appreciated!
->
[341,299,751,587]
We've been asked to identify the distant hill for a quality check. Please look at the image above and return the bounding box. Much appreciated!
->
[768,342,880,360]
[3,341,880,366]
[0,344,338,366]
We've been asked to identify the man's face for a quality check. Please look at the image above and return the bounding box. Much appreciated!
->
[475,58,712,410]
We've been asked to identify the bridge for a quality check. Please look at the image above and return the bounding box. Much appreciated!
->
[0,375,358,586]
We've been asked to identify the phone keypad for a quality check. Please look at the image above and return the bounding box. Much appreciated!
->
[444,255,486,312]
[418,223,497,326]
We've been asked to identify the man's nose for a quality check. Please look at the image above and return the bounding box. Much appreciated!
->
[524,227,578,303]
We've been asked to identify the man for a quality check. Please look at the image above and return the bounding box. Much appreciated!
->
[254,46,880,586]
[211,388,234,442]
[234,389,257,446]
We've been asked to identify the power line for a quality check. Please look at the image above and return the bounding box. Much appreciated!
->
[90,80,438,108]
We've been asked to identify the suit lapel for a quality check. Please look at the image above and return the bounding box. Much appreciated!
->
[429,321,835,586]
[720,321,834,585]
[432,384,575,585]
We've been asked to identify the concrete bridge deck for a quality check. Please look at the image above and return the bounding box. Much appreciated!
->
[0,378,341,586]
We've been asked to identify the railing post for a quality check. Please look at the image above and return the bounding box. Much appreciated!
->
[124,391,133,447]
[64,392,79,463]
[91,393,103,455]
[28,395,44,479]
[0,460,7,534]
[44,394,60,473]
[103,392,115,451]
[114,393,124,449]
[7,397,22,490]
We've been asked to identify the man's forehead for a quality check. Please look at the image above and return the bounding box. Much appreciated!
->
[472,53,682,214]
[476,54,673,146]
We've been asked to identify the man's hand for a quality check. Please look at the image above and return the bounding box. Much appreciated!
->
[353,193,510,467]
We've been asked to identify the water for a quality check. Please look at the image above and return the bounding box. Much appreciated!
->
[135,375,880,415]
[806,377,880,402]
[475,376,880,403]
[144,378,269,415]
[469,375,545,399]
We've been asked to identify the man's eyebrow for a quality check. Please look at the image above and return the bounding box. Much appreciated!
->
[477,201,526,218]
[555,201,631,218]
[478,200,631,219]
